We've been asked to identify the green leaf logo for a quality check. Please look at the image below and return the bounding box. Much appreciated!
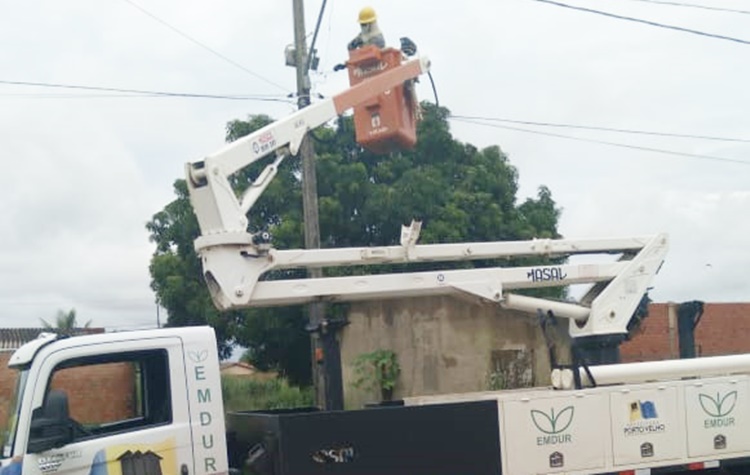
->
[188,349,209,363]
[699,391,738,418]
[531,406,575,435]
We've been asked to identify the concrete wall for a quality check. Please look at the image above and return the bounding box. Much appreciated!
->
[340,296,570,408]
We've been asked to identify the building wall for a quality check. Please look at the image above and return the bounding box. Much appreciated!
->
[0,352,17,434]
[341,300,750,408]
[50,362,136,425]
[621,303,672,362]
[621,302,750,362]
[340,296,570,408]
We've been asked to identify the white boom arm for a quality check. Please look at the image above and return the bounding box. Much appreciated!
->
[191,218,666,338]
[186,56,430,240]
[195,224,667,338]
[185,53,668,339]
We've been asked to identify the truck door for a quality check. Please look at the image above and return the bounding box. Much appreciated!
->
[19,337,194,475]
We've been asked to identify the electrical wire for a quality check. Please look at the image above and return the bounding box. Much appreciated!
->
[307,0,328,72]
[450,115,750,144]
[324,0,335,70]
[0,79,294,103]
[619,0,750,15]
[120,0,291,93]
[451,117,750,166]
[0,93,160,99]
[530,0,750,46]
[428,71,440,107]
[6,80,749,155]
[108,323,161,330]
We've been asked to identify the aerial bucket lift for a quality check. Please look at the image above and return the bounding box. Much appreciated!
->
[346,45,419,154]
[187,49,667,370]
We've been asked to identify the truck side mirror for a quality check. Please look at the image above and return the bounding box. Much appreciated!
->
[27,390,74,453]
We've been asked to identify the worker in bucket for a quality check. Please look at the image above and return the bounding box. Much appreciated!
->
[348,6,385,50]
[343,6,420,119]
[347,7,418,56]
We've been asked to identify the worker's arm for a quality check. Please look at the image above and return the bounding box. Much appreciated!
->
[347,35,364,50]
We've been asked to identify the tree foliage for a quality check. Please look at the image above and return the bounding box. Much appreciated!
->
[147,102,561,385]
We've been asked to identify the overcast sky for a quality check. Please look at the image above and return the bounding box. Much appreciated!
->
[0,0,747,330]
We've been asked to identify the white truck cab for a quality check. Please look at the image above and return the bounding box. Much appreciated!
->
[0,327,227,475]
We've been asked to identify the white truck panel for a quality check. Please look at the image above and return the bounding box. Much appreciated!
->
[609,386,685,466]
[684,378,750,457]
[181,332,229,474]
[405,373,750,474]
[503,392,608,474]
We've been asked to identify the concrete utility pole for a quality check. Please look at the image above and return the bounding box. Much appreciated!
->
[291,0,344,410]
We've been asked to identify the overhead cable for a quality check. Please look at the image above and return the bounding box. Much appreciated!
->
[620,0,750,15]
[451,115,750,144]
[0,79,294,103]
[307,0,328,72]
[531,0,750,46]
[121,0,291,93]
[6,80,747,152]
[451,117,750,166]
[0,93,156,99]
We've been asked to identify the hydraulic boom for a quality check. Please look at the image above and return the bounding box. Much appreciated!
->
[185,52,668,342]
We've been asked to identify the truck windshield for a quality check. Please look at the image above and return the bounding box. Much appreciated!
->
[1,369,28,459]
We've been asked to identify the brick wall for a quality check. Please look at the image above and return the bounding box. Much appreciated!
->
[0,352,17,434]
[0,353,136,433]
[621,302,750,362]
[50,362,136,424]
[621,304,672,362]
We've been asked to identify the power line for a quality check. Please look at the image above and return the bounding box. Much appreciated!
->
[0,79,294,103]
[120,0,291,93]
[451,117,750,166]
[307,0,328,72]
[6,79,748,153]
[0,93,157,99]
[451,115,750,144]
[620,0,750,15]
[119,325,161,330]
[530,0,750,46]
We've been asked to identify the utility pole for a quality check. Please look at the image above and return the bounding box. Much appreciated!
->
[291,0,344,410]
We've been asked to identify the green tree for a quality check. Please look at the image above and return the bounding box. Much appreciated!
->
[147,102,562,384]
[41,308,91,333]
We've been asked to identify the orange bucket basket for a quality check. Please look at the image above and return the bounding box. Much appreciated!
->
[346,45,419,154]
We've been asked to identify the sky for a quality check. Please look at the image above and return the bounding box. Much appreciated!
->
[0,0,747,331]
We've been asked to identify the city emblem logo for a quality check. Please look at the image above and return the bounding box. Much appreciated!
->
[624,400,665,436]
[630,400,658,422]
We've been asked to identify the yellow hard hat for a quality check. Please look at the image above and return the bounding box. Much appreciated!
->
[358,6,377,24]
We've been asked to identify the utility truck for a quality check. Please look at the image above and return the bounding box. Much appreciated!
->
[3,47,749,475]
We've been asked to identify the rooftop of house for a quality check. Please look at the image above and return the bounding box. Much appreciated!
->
[0,327,105,350]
